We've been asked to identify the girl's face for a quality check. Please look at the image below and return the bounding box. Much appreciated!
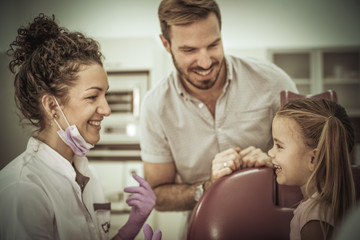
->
[268,116,314,190]
[57,63,111,145]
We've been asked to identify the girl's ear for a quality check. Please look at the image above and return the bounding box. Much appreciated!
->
[308,149,317,172]
[41,94,58,119]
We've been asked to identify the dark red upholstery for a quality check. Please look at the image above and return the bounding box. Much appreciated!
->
[187,167,295,240]
[187,167,360,240]
[276,184,302,208]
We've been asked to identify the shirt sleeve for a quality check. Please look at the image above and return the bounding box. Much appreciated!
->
[298,201,334,231]
[0,181,55,239]
[139,92,173,164]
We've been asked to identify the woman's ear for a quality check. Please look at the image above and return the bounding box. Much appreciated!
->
[308,149,317,172]
[159,34,171,53]
[41,94,57,119]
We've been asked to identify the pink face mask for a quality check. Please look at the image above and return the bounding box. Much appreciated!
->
[53,97,94,157]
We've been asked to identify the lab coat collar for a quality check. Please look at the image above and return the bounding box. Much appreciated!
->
[28,137,90,183]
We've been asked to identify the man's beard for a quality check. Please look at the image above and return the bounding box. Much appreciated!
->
[170,52,224,90]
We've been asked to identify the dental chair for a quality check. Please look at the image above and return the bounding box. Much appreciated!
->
[187,166,360,240]
[187,167,297,240]
[187,90,358,240]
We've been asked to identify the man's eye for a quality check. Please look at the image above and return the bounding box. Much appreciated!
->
[276,144,283,149]
[209,43,218,48]
[88,96,97,100]
[182,48,194,53]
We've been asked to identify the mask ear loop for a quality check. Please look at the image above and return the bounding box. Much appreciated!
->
[53,97,71,128]
[53,113,63,131]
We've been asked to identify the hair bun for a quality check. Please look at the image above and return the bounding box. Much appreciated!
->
[8,13,62,72]
[25,13,61,51]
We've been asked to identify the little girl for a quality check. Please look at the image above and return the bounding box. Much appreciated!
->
[268,98,355,240]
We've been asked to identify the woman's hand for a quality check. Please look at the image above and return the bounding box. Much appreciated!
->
[124,173,156,225]
[143,223,162,240]
[117,174,157,240]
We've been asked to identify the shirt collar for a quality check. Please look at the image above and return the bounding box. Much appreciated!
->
[223,55,232,93]
[173,71,186,97]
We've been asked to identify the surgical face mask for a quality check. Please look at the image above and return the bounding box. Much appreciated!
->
[53,97,94,157]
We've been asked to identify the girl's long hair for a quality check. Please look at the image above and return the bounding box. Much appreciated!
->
[276,98,355,234]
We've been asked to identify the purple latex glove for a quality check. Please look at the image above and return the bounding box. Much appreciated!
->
[143,223,162,240]
[117,174,156,240]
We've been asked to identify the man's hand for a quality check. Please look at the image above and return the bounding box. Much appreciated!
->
[240,146,273,168]
[211,147,242,182]
[210,146,272,183]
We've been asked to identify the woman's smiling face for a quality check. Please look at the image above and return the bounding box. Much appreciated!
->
[57,63,111,145]
[268,116,314,189]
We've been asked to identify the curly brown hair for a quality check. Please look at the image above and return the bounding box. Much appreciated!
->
[7,13,104,131]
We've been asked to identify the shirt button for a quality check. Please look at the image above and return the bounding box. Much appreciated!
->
[198,103,204,108]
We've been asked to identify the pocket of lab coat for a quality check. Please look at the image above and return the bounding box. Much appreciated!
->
[93,202,111,235]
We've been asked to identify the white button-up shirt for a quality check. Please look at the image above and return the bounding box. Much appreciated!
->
[140,55,298,184]
[0,137,110,240]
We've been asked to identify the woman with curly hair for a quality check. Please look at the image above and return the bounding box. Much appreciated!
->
[0,14,161,240]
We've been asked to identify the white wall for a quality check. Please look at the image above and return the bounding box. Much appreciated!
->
[0,0,162,52]
[220,0,360,49]
[1,0,359,52]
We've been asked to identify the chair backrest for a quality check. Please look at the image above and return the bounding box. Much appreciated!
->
[187,167,295,240]
[187,167,360,240]
[280,90,338,107]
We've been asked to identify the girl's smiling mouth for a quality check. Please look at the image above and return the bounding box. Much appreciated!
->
[273,164,282,175]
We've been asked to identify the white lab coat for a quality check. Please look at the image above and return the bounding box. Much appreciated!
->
[0,137,111,240]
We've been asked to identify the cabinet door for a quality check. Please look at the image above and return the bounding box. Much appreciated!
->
[321,48,360,116]
[268,49,313,94]
[268,47,360,116]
